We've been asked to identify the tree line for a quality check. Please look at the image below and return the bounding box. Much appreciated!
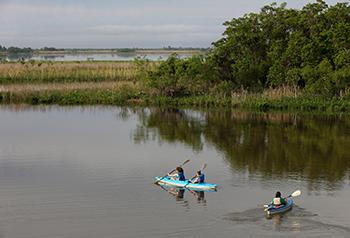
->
[0,46,33,54]
[142,1,350,98]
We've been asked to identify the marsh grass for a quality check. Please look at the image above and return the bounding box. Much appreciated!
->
[0,85,140,105]
[0,62,349,113]
[1,86,349,112]
[0,61,153,84]
[0,81,136,92]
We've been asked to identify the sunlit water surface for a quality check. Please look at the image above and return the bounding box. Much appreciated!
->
[0,106,349,238]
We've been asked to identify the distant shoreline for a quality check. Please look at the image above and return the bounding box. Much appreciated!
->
[0,49,207,57]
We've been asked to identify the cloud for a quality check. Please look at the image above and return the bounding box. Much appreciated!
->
[0,0,343,48]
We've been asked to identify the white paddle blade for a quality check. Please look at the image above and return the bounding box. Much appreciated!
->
[263,204,269,208]
[201,163,207,171]
[291,190,301,197]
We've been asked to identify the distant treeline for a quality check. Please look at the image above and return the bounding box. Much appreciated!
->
[0,46,33,54]
[141,0,350,98]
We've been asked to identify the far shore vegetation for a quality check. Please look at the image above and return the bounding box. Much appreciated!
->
[1,1,350,113]
[0,46,207,56]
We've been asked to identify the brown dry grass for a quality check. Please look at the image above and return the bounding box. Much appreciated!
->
[0,81,138,93]
[0,61,149,84]
[262,86,300,99]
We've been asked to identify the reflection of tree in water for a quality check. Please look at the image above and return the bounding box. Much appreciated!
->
[133,108,350,190]
[133,108,204,151]
[204,111,350,190]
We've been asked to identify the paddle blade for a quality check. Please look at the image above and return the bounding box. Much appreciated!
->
[200,163,207,171]
[291,190,301,197]
[155,159,191,184]
[181,159,191,167]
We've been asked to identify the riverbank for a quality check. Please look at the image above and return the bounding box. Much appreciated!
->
[1,61,349,113]
[1,85,349,113]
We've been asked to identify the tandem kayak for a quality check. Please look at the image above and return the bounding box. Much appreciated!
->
[155,176,217,191]
[265,198,293,215]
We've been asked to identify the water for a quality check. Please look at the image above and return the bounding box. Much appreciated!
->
[3,52,194,62]
[0,106,349,238]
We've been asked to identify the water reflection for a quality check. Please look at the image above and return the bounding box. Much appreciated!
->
[2,105,349,191]
[133,108,350,191]
[269,212,304,233]
[155,184,207,206]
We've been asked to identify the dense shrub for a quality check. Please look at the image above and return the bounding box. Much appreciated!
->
[142,54,218,96]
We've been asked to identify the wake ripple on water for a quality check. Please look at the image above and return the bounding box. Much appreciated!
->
[223,206,350,235]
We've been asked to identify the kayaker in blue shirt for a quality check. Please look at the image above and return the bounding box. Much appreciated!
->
[191,171,205,183]
[272,191,287,206]
[168,167,186,181]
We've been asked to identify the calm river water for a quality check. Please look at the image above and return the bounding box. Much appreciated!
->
[0,106,349,238]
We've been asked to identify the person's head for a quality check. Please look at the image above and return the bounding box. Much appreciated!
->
[275,191,281,198]
[176,167,184,173]
[197,170,202,175]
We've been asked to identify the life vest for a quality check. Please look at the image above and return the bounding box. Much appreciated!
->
[199,174,205,183]
[178,172,185,181]
[192,174,205,183]
[273,197,282,206]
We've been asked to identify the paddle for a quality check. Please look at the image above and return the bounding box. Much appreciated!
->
[288,190,301,198]
[263,190,301,208]
[184,163,207,188]
[155,159,190,184]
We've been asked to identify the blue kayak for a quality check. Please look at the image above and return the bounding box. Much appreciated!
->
[265,198,293,215]
[155,176,217,191]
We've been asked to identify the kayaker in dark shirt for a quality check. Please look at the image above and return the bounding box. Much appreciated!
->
[272,191,287,206]
[168,167,186,181]
[191,171,205,183]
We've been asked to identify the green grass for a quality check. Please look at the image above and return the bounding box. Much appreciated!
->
[0,87,139,105]
[1,61,349,113]
[2,88,350,113]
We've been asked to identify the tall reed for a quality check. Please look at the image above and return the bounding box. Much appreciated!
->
[0,61,150,84]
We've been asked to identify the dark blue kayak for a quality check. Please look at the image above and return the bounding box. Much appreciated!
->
[265,198,293,215]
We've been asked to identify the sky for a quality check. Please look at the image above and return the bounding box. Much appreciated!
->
[0,0,343,48]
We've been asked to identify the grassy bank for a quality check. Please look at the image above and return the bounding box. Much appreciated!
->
[0,84,140,105]
[1,86,350,113]
[1,60,349,113]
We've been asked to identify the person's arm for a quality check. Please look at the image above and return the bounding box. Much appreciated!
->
[280,197,287,205]
[168,172,178,177]
[191,176,199,183]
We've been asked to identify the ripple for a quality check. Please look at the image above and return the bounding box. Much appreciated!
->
[224,206,350,235]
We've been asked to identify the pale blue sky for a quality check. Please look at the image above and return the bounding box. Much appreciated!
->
[0,0,343,48]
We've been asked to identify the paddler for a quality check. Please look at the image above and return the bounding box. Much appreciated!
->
[191,170,205,183]
[168,167,186,181]
[272,191,287,206]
